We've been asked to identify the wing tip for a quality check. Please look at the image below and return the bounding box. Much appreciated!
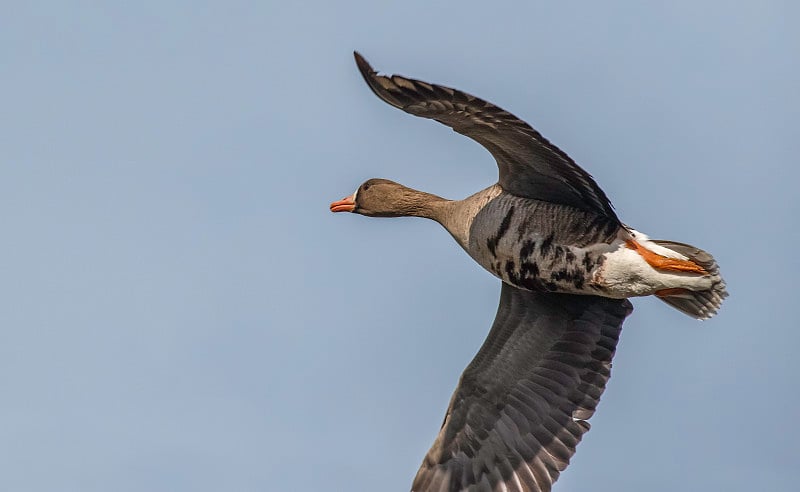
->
[353,50,373,78]
[352,51,408,109]
[353,50,383,93]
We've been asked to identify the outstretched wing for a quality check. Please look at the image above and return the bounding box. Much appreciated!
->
[354,52,619,223]
[412,285,632,491]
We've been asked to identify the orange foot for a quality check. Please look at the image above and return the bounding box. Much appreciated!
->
[626,240,708,274]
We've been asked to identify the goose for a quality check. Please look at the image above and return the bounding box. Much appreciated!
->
[330,52,727,492]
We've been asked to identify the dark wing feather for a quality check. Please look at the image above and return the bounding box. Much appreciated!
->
[354,52,619,223]
[412,284,632,492]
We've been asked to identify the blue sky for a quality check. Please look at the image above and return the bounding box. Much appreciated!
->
[1,2,798,491]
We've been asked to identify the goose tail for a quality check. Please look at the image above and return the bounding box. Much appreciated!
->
[651,240,728,320]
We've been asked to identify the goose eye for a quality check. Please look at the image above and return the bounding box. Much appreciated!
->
[362,183,371,191]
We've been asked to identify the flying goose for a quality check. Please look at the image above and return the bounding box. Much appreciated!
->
[330,52,727,492]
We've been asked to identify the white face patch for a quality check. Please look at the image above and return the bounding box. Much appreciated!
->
[352,188,358,202]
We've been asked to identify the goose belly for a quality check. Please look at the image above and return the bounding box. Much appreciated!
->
[469,233,607,294]
[465,197,618,295]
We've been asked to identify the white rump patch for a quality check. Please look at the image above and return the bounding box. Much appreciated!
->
[597,230,712,298]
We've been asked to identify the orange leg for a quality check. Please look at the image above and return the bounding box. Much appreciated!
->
[655,287,692,298]
[626,240,708,274]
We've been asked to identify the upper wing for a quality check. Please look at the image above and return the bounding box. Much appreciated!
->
[354,52,619,223]
[412,284,632,492]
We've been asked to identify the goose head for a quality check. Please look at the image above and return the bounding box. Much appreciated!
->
[330,178,445,218]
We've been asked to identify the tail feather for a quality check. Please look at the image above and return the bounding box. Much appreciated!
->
[651,240,728,320]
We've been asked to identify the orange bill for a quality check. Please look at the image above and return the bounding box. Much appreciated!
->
[330,196,355,213]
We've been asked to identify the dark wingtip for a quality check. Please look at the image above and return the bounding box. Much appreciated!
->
[353,51,379,92]
[351,51,406,109]
[353,51,373,77]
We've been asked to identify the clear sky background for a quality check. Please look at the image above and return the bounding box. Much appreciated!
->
[1,2,798,491]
